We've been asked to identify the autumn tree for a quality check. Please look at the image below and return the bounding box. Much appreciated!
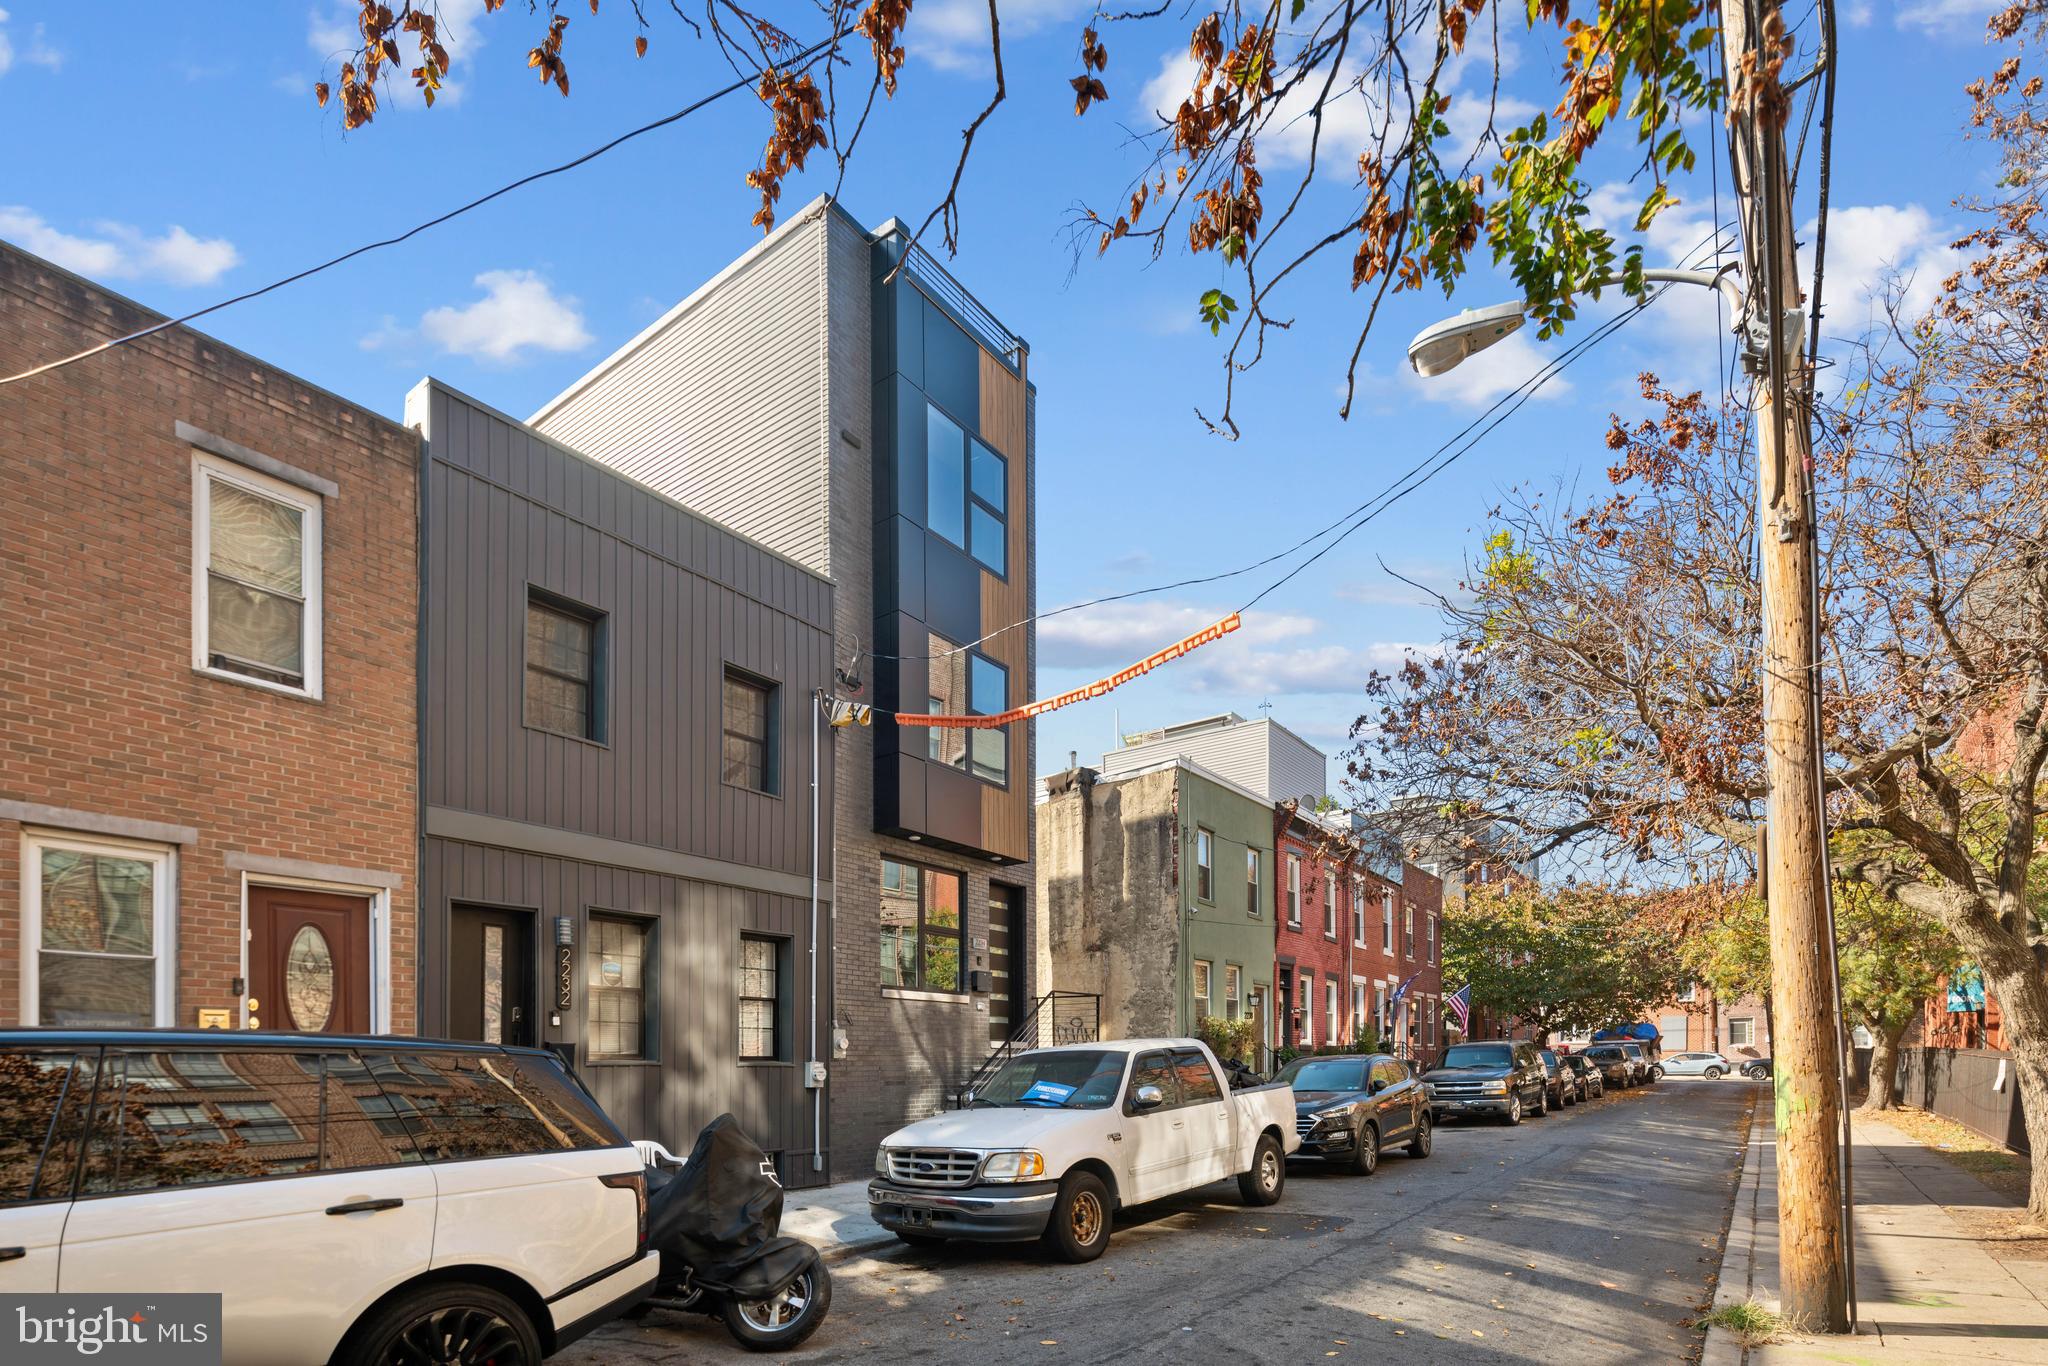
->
[302,0,1758,433]
[1443,882,1684,1043]
[1680,890,1772,1042]
[1833,877,1961,1115]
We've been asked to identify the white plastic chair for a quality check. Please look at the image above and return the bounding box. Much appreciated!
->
[634,1138,685,1169]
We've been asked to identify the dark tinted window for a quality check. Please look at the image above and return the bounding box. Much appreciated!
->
[0,1049,95,1204]
[379,1051,620,1161]
[1277,1057,1368,1091]
[1170,1049,1224,1102]
[1371,1059,1409,1089]
[1127,1052,1179,1110]
[82,1049,325,1194]
[1441,1043,1512,1068]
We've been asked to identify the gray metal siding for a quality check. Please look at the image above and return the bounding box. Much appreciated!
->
[421,382,832,870]
[421,837,829,1183]
[528,211,834,576]
[1099,718,1327,804]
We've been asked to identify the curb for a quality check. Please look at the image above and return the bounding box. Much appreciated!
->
[1702,1092,1766,1366]
[818,1230,900,1265]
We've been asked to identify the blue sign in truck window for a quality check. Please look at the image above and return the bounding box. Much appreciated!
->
[1021,1079,1076,1105]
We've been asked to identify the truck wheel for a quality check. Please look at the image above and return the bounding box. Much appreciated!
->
[1502,1094,1522,1126]
[1043,1171,1112,1263]
[1238,1133,1285,1206]
[1348,1122,1380,1176]
[1532,1086,1549,1118]
[1407,1113,1433,1159]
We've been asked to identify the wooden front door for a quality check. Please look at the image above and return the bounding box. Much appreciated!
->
[988,884,1023,1046]
[248,885,371,1033]
[447,904,536,1047]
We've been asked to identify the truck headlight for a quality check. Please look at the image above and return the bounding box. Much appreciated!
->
[875,1148,890,1177]
[1482,1080,1509,1095]
[979,1151,1046,1182]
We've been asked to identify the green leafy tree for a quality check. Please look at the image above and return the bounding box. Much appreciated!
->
[1444,883,1685,1043]
[1835,879,1961,1115]
[1681,891,1773,1041]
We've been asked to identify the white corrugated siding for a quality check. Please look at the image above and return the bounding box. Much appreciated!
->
[530,210,834,576]
[1099,718,1327,804]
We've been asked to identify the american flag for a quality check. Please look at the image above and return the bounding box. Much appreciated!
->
[1445,984,1471,1031]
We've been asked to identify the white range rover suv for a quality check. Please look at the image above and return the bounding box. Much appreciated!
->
[0,1030,657,1365]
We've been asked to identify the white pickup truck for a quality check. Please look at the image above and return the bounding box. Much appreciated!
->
[866,1038,1298,1262]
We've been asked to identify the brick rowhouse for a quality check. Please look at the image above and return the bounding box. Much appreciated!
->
[0,243,419,1034]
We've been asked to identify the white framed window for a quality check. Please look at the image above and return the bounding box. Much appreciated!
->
[1224,964,1243,1020]
[1427,911,1437,964]
[1300,972,1314,1045]
[22,830,176,1026]
[1286,855,1301,926]
[1729,1017,1755,1047]
[1677,981,1698,1003]
[1352,877,1366,947]
[1325,980,1339,1044]
[1195,828,1215,901]
[192,451,323,698]
[1404,903,1416,959]
[1193,959,1213,1018]
[1381,888,1394,953]
[1322,872,1337,938]
[1352,978,1367,1036]
[1375,985,1388,1038]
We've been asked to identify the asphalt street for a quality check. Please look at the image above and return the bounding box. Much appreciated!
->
[573,1077,1757,1365]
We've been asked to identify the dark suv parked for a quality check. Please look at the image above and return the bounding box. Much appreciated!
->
[1422,1040,1550,1125]
[1275,1053,1433,1174]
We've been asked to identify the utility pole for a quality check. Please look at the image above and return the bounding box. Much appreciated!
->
[1718,0,1850,1332]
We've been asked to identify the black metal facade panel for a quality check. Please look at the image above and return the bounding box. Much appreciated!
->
[421,836,831,1186]
[421,382,834,869]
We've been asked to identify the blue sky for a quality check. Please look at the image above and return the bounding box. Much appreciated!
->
[0,0,2008,788]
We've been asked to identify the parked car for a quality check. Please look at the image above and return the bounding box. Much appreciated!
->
[1617,1041,1661,1082]
[1421,1040,1551,1125]
[1739,1056,1774,1080]
[0,1030,657,1366]
[1559,1053,1605,1100]
[1539,1049,1575,1108]
[868,1039,1298,1263]
[1274,1053,1433,1174]
[1662,1051,1736,1079]
[1582,1043,1639,1087]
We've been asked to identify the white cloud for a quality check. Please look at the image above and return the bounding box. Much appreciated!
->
[1845,0,1875,25]
[1895,0,1999,35]
[402,270,593,363]
[1801,203,1955,335]
[0,207,238,286]
[1040,600,1426,698]
[0,9,63,76]
[913,0,1083,73]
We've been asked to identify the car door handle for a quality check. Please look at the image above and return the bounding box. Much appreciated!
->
[0,1247,25,1263]
[1171,1120,1185,1130]
[325,1198,405,1216]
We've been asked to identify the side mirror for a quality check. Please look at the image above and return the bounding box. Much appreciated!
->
[960,1089,975,1106]
[1133,1084,1166,1111]
[1367,1078,1387,1095]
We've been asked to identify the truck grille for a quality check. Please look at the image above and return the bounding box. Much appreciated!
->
[1430,1079,1494,1098]
[884,1148,981,1188]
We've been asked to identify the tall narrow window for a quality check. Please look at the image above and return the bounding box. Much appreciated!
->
[1427,911,1437,964]
[1300,973,1314,1044]
[969,438,1008,574]
[1325,980,1338,1044]
[1192,960,1212,1019]
[1224,965,1242,1020]
[1323,872,1337,938]
[1286,855,1301,926]
[880,860,963,993]
[1352,980,1367,1036]
[968,653,1009,785]
[587,914,651,1060]
[25,833,175,1027]
[1245,848,1261,918]
[1381,889,1395,953]
[1195,829,1215,901]
[926,404,967,547]
[739,936,785,1061]
[722,667,778,793]
[926,634,969,770]
[1405,903,1416,959]
[1352,878,1366,946]
[526,590,604,740]
[194,454,321,696]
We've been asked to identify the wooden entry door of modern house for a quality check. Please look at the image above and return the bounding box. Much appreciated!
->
[988,884,1024,1046]
[447,904,537,1047]
[247,885,372,1033]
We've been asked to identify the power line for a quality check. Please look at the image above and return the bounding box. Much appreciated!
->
[0,27,854,389]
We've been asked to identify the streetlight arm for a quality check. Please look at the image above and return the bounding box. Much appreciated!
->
[1639,266,1746,312]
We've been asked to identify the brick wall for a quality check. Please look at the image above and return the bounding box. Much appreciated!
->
[0,244,419,1031]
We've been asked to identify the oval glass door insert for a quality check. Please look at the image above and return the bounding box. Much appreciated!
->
[285,924,336,1031]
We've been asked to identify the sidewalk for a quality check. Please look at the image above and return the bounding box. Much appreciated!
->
[779,1175,899,1263]
[1706,1106,2048,1364]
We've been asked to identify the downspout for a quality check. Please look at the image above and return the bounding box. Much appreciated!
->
[810,689,823,1172]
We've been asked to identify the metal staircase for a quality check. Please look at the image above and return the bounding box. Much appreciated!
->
[954,991,1101,1106]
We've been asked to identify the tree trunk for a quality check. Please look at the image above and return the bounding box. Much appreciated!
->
[1858,1020,1906,1113]
[1979,948,2048,1227]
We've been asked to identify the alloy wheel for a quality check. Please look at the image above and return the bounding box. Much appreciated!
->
[1260,1145,1282,1192]
[734,1273,817,1335]
[389,1305,530,1366]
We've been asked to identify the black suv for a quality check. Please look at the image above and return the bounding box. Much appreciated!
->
[1422,1040,1550,1125]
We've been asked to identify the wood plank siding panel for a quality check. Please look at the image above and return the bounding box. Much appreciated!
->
[527,212,835,577]
[979,349,1031,863]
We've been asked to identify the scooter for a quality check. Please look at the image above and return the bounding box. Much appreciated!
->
[629,1114,832,1352]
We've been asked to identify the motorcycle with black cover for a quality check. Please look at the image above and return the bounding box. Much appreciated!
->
[634,1113,832,1351]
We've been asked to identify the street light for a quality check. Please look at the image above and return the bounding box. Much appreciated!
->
[1404,269,1752,376]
